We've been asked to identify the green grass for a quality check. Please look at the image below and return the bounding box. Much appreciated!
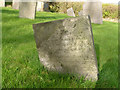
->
[1,7,118,88]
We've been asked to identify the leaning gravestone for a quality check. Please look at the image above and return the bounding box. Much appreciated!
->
[33,15,98,81]
[83,1,103,24]
[0,0,5,7]
[19,2,36,19]
[12,0,19,10]
[67,7,75,17]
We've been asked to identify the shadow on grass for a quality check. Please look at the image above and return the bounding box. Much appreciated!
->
[94,43,100,72]
[36,16,57,20]
[2,33,34,45]
[36,16,69,21]
[95,57,118,88]
[94,43,118,88]
[2,9,19,14]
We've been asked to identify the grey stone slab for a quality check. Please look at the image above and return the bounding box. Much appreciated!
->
[78,10,83,16]
[19,2,36,19]
[83,2,103,24]
[12,0,19,10]
[33,15,98,81]
[36,1,44,11]
[67,7,75,17]
[0,0,5,7]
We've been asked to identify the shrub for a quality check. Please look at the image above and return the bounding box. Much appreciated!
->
[49,2,84,16]
[49,2,118,19]
[5,2,12,6]
[102,4,118,19]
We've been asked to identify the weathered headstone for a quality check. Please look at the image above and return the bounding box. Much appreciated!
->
[19,2,36,19]
[12,0,19,10]
[78,10,83,16]
[0,0,5,7]
[36,1,44,11]
[67,7,75,17]
[83,1,103,24]
[33,15,98,81]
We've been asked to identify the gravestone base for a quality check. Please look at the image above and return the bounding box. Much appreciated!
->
[33,16,98,81]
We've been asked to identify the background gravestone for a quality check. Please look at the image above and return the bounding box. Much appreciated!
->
[19,2,36,19]
[67,7,75,17]
[12,0,19,10]
[0,0,5,7]
[83,1,103,24]
[33,15,98,81]
[43,2,49,12]
[78,10,83,16]
[36,1,44,11]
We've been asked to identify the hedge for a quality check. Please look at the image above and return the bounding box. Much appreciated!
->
[49,2,118,19]
[102,4,118,19]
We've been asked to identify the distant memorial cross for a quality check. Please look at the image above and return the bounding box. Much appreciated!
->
[83,1,103,24]
[19,2,36,19]
[33,15,98,81]
[67,7,75,17]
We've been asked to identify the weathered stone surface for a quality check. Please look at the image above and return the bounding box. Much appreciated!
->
[78,10,83,16]
[36,1,44,11]
[0,0,5,7]
[19,2,36,19]
[67,7,75,17]
[83,2,103,24]
[12,0,19,10]
[33,15,98,81]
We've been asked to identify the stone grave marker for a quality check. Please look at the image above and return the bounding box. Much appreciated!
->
[33,15,98,81]
[0,0,5,7]
[83,2,103,24]
[12,0,19,10]
[43,2,49,12]
[19,2,36,19]
[67,7,75,17]
[78,10,83,16]
[36,1,44,11]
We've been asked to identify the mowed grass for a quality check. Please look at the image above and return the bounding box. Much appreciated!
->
[2,7,118,88]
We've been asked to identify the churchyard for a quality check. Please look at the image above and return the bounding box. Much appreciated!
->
[1,1,118,88]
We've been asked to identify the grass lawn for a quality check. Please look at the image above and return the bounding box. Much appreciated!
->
[1,7,118,88]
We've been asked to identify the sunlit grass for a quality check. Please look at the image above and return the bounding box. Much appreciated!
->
[2,7,118,88]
